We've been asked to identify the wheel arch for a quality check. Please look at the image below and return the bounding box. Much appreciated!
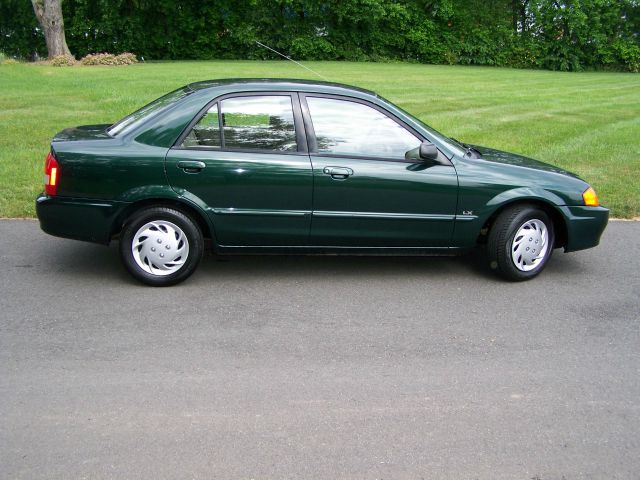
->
[479,198,568,249]
[112,197,215,244]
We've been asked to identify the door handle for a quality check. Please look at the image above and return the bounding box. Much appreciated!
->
[323,166,354,180]
[177,160,206,173]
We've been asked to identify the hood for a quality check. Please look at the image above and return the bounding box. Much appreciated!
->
[53,124,113,142]
[470,144,580,178]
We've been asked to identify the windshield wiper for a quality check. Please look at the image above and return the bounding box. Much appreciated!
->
[465,145,482,158]
[451,138,482,159]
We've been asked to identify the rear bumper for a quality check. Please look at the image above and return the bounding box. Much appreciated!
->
[36,194,125,244]
[560,205,609,252]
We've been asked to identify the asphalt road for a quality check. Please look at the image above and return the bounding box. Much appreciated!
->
[1,219,639,479]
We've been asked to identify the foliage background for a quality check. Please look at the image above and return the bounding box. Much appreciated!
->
[1,0,639,72]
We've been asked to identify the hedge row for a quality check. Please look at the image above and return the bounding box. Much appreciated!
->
[1,0,638,72]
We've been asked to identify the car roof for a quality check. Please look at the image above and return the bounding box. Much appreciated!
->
[186,78,377,98]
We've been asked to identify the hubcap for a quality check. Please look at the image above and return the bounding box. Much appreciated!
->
[511,218,549,272]
[131,220,189,276]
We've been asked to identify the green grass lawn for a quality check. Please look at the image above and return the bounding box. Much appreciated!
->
[1,61,638,218]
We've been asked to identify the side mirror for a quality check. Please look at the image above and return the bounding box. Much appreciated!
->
[405,141,439,162]
[419,142,438,161]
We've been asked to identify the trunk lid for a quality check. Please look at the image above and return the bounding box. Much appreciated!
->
[53,124,112,142]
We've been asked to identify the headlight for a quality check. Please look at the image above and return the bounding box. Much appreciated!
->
[582,186,600,207]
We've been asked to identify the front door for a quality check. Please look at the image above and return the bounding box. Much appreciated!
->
[166,93,312,246]
[302,95,458,247]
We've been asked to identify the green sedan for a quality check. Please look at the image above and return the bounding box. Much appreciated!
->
[36,79,608,286]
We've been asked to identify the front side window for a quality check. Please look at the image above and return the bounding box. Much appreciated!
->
[306,97,421,159]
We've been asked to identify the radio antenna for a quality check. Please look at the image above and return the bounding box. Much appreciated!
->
[255,40,330,82]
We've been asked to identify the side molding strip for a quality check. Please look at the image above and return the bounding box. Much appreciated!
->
[211,208,478,222]
[313,211,455,220]
[212,208,310,217]
[454,214,478,222]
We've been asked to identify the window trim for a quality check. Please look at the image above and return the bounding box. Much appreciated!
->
[172,92,308,155]
[299,93,451,165]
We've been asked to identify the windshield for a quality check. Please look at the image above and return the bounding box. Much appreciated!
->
[108,86,192,136]
[377,95,466,157]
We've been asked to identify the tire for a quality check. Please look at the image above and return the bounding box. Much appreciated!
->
[119,207,203,286]
[487,204,555,281]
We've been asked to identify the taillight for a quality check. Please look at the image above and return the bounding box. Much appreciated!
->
[44,151,59,196]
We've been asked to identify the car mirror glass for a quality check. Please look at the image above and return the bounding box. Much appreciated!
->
[404,146,421,162]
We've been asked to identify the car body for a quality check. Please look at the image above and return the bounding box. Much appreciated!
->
[36,79,608,285]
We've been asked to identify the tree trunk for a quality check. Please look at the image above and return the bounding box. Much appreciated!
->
[31,0,71,58]
[520,1,528,33]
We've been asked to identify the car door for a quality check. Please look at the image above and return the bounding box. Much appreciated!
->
[301,94,458,247]
[166,93,312,246]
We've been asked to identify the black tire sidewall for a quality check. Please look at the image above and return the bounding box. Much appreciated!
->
[119,207,203,286]
[490,206,555,281]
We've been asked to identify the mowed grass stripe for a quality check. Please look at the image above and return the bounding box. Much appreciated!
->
[0,61,638,218]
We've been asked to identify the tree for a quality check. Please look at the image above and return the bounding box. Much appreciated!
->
[31,0,71,58]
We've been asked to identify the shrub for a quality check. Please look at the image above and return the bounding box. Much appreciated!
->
[507,41,543,69]
[116,52,138,65]
[80,52,138,66]
[50,54,76,67]
[80,53,117,65]
[540,41,583,72]
[613,41,640,73]
[405,21,448,64]
[290,37,335,61]
[442,51,457,65]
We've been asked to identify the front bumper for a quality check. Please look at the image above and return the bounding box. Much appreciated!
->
[560,205,609,252]
[36,194,125,244]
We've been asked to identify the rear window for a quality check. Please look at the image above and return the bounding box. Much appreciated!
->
[108,87,192,136]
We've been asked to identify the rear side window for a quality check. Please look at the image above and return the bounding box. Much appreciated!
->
[221,96,297,151]
[181,95,297,152]
[182,104,220,148]
[109,87,192,137]
[306,96,420,159]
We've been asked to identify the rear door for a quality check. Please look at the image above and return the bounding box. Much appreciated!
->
[302,94,458,247]
[166,93,312,246]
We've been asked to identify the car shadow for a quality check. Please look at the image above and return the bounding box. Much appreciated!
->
[198,247,495,281]
[44,240,496,283]
[45,240,587,285]
[47,241,132,282]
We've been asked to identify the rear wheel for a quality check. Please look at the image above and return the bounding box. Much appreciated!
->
[487,204,555,281]
[119,207,203,286]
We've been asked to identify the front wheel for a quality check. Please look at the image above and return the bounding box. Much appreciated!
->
[487,205,555,281]
[119,207,203,286]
